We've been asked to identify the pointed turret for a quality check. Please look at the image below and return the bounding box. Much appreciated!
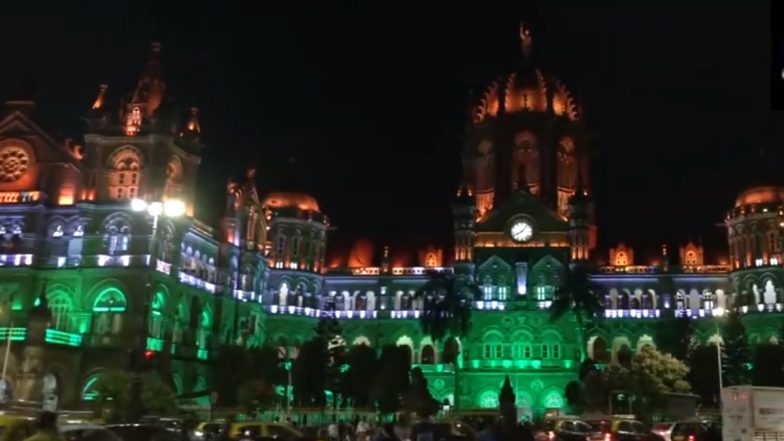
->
[568,160,592,262]
[182,107,201,137]
[92,84,108,110]
[452,183,477,276]
[519,21,533,59]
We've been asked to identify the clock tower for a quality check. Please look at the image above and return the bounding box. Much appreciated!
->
[457,21,594,305]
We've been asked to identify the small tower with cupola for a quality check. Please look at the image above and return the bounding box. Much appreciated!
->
[452,184,477,278]
[568,175,592,264]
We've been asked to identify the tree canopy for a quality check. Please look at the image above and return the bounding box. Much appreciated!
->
[415,271,478,342]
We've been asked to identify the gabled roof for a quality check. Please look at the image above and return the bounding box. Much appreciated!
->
[0,109,81,168]
[476,189,568,233]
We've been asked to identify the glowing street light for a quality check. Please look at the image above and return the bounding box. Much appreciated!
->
[128,198,185,422]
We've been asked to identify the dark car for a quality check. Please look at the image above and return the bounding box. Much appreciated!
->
[544,419,593,441]
[107,424,184,441]
[586,419,664,441]
[670,422,721,441]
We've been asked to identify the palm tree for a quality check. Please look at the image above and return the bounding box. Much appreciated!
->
[415,270,479,342]
[414,270,480,411]
[550,264,603,361]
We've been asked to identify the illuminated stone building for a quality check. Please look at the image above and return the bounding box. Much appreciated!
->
[0,28,780,416]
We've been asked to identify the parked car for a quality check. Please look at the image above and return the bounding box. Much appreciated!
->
[107,424,184,441]
[543,419,594,441]
[61,424,123,441]
[191,423,224,441]
[652,423,675,441]
[534,417,581,441]
[231,423,305,441]
[586,418,664,441]
[0,415,35,441]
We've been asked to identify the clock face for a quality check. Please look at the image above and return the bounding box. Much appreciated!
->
[510,220,533,242]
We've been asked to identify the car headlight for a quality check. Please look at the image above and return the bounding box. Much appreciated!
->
[194,430,204,437]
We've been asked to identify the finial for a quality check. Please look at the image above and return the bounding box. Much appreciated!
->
[519,21,533,58]
[92,84,108,110]
[186,107,200,133]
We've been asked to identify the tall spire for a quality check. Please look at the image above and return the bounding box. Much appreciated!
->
[132,42,166,116]
[186,107,200,134]
[519,21,533,59]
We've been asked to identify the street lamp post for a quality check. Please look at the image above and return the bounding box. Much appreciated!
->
[713,306,725,407]
[128,198,185,422]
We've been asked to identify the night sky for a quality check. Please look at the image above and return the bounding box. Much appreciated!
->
[0,1,778,264]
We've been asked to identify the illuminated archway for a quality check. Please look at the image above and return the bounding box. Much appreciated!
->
[540,388,565,409]
[81,372,104,402]
[92,288,127,336]
[476,389,500,409]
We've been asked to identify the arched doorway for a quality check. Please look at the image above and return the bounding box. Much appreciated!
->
[442,337,460,365]
[420,345,435,364]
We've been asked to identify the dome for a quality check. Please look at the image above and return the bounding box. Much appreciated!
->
[471,23,580,124]
[263,192,320,212]
[734,186,784,208]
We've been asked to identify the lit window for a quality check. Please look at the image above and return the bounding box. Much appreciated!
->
[119,173,125,185]
[615,252,627,266]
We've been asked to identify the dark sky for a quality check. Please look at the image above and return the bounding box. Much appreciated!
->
[0,1,778,263]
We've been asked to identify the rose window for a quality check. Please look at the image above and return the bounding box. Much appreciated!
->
[0,147,29,182]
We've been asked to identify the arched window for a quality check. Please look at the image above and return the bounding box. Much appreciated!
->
[556,137,577,218]
[173,301,188,344]
[482,332,504,360]
[591,337,609,363]
[279,282,289,306]
[400,292,413,310]
[48,292,73,331]
[149,292,165,340]
[512,133,539,194]
[107,147,142,201]
[420,345,435,364]
[92,288,127,335]
[103,216,131,256]
[615,252,628,266]
[425,253,437,267]
[164,156,183,200]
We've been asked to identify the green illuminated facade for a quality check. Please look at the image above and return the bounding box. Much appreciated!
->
[0,28,781,416]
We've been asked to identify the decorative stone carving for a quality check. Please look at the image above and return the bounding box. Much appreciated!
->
[0,147,29,182]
